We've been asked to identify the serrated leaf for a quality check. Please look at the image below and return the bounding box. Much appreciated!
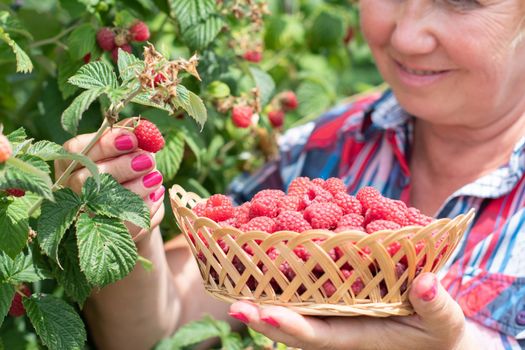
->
[172,86,207,129]
[132,92,174,113]
[0,31,33,73]
[1,155,53,201]
[167,316,228,348]
[156,130,185,180]
[61,87,104,135]
[67,24,96,60]
[24,294,86,350]
[52,232,91,306]
[27,141,100,186]
[249,67,275,107]
[169,0,217,31]
[58,55,83,99]
[0,199,29,258]
[182,16,224,50]
[0,283,15,328]
[297,80,333,119]
[117,50,144,82]
[37,189,83,263]
[76,214,137,287]
[180,129,201,170]
[221,334,243,350]
[82,174,150,229]
[68,61,117,90]
[0,250,51,284]
[248,328,273,347]
[6,128,27,145]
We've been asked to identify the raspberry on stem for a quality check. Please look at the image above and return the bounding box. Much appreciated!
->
[0,134,12,163]
[231,106,254,128]
[96,27,116,51]
[130,21,150,42]
[9,284,31,317]
[133,119,165,153]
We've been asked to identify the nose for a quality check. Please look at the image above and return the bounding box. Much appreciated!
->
[390,2,438,56]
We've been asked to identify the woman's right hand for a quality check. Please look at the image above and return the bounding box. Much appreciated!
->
[55,120,166,242]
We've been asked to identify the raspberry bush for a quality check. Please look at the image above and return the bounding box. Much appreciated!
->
[0,0,381,348]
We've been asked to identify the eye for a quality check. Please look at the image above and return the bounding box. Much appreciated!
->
[444,0,481,10]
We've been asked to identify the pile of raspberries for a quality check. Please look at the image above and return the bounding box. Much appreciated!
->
[189,177,438,298]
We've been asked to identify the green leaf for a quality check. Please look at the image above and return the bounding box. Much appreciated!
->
[27,140,100,186]
[221,334,243,350]
[68,61,118,90]
[297,80,333,120]
[309,9,345,49]
[61,87,104,135]
[76,214,138,287]
[172,85,207,129]
[156,130,185,180]
[24,294,86,350]
[1,157,53,201]
[82,174,150,229]
[132,92,174,113]
[182,16,224,50]
[52,232,91,306]
[249,67,276,107]
[57,55,83,99]
[0,250,52,284]
[248,328,273,347]
[0,31,33,73]
[117,50,144,82]
[169,0,217,31]
[37,189,83,263]
[67,24,96,60]
[0,199,29,258]
[166,316,228,348]
[0,283,15,328]
[5,128,27,145]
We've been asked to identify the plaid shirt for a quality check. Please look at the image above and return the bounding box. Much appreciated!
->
[229,90,525,349]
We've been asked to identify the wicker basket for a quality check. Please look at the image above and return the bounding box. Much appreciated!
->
[169,185,475,317]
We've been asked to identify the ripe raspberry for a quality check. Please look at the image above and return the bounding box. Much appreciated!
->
[5,188,25,197]
[133,119,165,153]
[311,178,325,187]
[207,194,233,207]
[365,220,401,234]
[0,134,12,163]
[287,177,311,196]
[274,211,312,232]
[303,185,333,206]
[277,195,305,212]
[154,72,167,87]
[364,198,409,226]
[234,202,251,227]
[407,207,434,226]
[192,202,207,217]
[387,241,402,257]
[356,186,382,213]
[335,225,365,233]
[130,21,150,42]
[253,189,285,200]
[243,50,262,63]
[97,27,116,51]
[111,44,132,63]
[338,213,365,228]
[218,218,236,228]
[239,216,276,233]
[334,192,362,215]
[280,91,299,111]
[322,270,363,297]
[249,196,280,218]
[205,205,234,222]
[303,202,343,230]
[231,106,253,128]
[9,284,31,317]
[268,110,285,128]
[323,177,346,195]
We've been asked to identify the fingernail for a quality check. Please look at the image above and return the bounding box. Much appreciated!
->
[228,312,249,324]
[143,171,163,188]
[131,154,153,171]
[418,274,438,302]
[115,135,134,151]
[261,316,280,328]
[149,186,165,202]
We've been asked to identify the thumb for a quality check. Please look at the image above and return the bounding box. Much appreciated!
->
[409,273,465,334]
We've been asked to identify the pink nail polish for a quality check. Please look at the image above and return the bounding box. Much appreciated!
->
[143,171,163,188]
[419,274,438,302]
[228,312,249,324]
[149,186,165,202]
[131,154,153,172]
[261,316,280,328]
[115,135,134,151]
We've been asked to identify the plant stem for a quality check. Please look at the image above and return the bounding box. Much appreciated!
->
[29,24,79,49]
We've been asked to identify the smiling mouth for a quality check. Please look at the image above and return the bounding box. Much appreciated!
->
[396,61,449,76]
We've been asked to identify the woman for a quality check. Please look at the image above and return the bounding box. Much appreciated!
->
[59,0,525,349]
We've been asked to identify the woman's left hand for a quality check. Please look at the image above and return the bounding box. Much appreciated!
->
[229,273,473,350]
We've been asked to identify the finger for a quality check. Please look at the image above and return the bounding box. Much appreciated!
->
[131,187,166,242]
[121,170,163,199]
[409,273,465,337]
[229,302,335,350]
[67,151,155,193]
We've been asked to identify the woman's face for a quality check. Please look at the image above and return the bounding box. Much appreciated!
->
[360,0,525,126]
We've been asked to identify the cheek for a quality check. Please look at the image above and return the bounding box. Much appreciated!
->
[359,1,393,49]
